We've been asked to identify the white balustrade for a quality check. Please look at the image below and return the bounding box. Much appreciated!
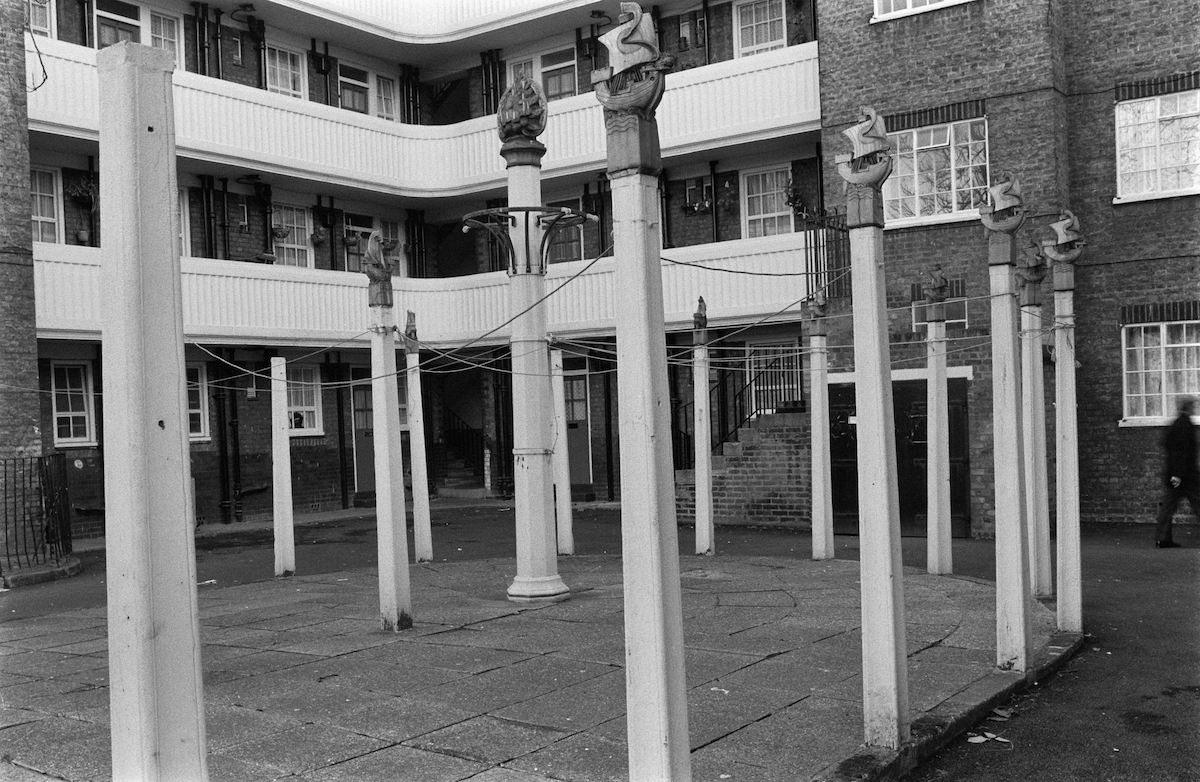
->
[27,35,819,196]
[34,231,812,347]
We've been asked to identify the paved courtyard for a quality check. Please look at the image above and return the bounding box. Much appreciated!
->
[0,553,1075,781]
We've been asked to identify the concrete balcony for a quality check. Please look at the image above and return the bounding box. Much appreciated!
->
[27,35,820,197]
[34,231,814,348]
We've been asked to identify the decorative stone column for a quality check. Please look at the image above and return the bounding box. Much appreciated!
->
[550,346,575,555]
[980,172,1032,672]
[1019,252,1051,598]
[363,231,413,631]
[270,357,296,577]
[403,312,433,563]
[692,297,715,556]
[809,292,834,561]
[98,42,208,780]
[835,106,909,749]
[1042,211,1085,633]
[924,267,952,575]
[593,5,691,778]
[498,77,569,602]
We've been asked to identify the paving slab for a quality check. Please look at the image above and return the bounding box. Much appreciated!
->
[0,554,1078,781]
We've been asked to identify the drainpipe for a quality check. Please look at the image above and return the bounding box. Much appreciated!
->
[702,0,710,64]
[199,4,210,75]
[708,160,719,242]
[659,171,672,248]
[212,7,224,80]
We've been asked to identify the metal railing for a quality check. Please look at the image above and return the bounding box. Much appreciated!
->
[2,454,72,576]
[443,408,486,478]
[799,209,850,299]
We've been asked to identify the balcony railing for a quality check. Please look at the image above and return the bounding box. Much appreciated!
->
[27,36,819,197]
[34,231,815,347]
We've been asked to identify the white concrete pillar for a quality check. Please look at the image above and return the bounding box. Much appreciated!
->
[837,109,909,749]
[370,303,413,630]
[502,123,568,602]
[809,316,834,561]
[270,358,295,577]
[925,308,952,574]
[1020,278,1052,598]
[981,177,1032,672]
[97,42,208,781]
[405,331,433,563]
[693,322,714,556]
[551,347,575,555]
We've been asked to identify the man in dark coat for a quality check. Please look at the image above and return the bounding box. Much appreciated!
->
[1156,396,1198,548]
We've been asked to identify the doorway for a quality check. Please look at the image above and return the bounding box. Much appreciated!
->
[350,367,408,498]
[563,373,592,486]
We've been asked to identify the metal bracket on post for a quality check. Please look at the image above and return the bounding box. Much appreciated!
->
[462,206,597,274]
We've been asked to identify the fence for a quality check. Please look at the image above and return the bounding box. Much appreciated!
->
[799,209,851,299]
[1,454,73,576]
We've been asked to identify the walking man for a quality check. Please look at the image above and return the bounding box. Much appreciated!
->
[1156,396,1198,548]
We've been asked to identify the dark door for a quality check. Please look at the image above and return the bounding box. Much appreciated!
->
[563,374,591,484]
[829,379,970,537]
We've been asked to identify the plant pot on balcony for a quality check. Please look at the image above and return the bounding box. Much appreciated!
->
[380,238,399,252]
[310,227,328,246]
[271,225,292,240]
[343,233,360,248]
[75,229,90,245]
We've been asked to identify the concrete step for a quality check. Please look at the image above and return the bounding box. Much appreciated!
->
[439,485,489,500]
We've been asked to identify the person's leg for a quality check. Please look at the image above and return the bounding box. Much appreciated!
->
[1156,486,1182,544]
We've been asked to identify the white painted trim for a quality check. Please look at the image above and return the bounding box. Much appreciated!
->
[885,210,981,231]
[1112,188,1200,205]
[870,0,976,24]
[1119,415,1200,428]
[286,364,324,437]
[50,360,98,447]
[29,165,64,244]
[732,0,787,59]
[185,363,210,441]
[828,365,974,384]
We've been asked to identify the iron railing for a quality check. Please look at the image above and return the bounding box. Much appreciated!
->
[2,453,72,576]
[443,407,486,478]
[799,209,850,299]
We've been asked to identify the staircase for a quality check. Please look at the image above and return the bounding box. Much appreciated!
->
[439,449,488,499]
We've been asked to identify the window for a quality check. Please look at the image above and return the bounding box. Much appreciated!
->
[510,59,534,82]
[229,32,242,64]
[874,0,972,19]
[381,218,403,273]
[26,0,53,36]
[735,0,785,57]
[546,199,583,263]
[679,18,692,50]
[685,177,713,214]
[30,168,60,243]
[376,76,397,121]
[884,118,989,223]
[344,212,374,272]
[178,188,190,257]
[186,364,209,439]
[742,167,792,238]
[911,279,968,331]
[287,365,323,435]
[51,363,96,446]
[94,2,181,65]
[339,63,370,114]
[266,45,304,98]
[149,12,177,60]
[1116,88,1200,199]
[508,50,576,102]
[272,205,310,267]
[1124,321,1200,419]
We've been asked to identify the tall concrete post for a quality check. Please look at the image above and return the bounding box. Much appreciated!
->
[550,347,575,555]
[809,294,834,560]
[270,358,296,577]
[692,297,714,556]
[98,42,208,781]
[1019,258,1051,598]
[593,7,691,778]
[924,269,952,574]
[498,78,569,602]
[1043,212,1086,633]
[980,172,1032,672]
[403,312,433,563]
[362,232,413,631]
[836,106,909,749]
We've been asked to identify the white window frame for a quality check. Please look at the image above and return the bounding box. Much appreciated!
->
[93,2,182,67]
[287,365,323,436]
[871,0,976,24]
[508,49,577,102]
[884,118,990,228]
[741,165,793,238]
[30,166,62,244]
[272,204,311,268]
[186,363,210,441]
[178,188,191,258]
[546,198,583,263]
[26,0,54,36]
[376,75,397,121]
[265,44,305,99]
[51,361,97,447]
[338,62,371,114]
[733,0,786,58]
[1121,320,1200,423]
[1114,88,1200,203]
[343,212,375,272]
[911,286,968,331]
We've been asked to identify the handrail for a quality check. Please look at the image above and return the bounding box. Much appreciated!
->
[442,408,486,478]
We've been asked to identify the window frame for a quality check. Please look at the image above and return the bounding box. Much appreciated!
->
[910,279,969,331]
[871,0,977,24]
[1114,88,1200,203]
[376,75,397,121]
[884,117,990,228]
[507,48,578,102]
[343,212,375,272]
[51,361,97,447]
[30,166,63,244]
[93,1,182,67]
[272,204,311,268]
[178,188,191,258]
[265,43,306,99]
[546,198,584,263]
[740,165,793,239]
[286,364,324,437]
[337,62,371,114]
[185,363,210,441]
[733,0,786,58]
[1121,320,1200,423]
[26,0,54,36]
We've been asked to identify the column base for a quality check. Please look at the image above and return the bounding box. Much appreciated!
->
[507,574,571,602]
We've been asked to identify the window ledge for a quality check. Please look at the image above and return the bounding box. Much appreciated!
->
[55,440,98,449]
[870,0,977,24]
[1112,189,1200,206]
[885,210,981,231]
[189,436,212,444]
[1119,416,1200,428]
[290,430,325,438]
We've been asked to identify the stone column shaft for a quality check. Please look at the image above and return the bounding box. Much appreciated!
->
[551,348,575,555]
[693,334,714,556]
[98,42,208,781]
[1054,264,1082,632]
[926,313,952,574]
[406,344,433,563]
[270,357,296,577]
[1021,296,1052,598]
[810,326,834,560]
